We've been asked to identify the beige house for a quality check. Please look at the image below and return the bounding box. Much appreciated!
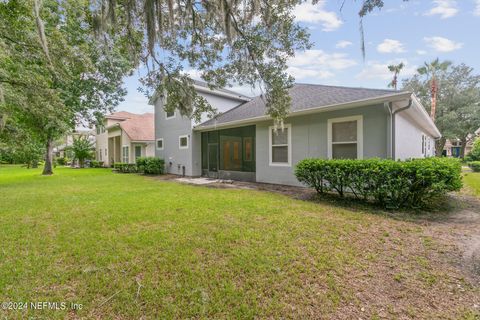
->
[95,112,155,166]
[443,128,480,158]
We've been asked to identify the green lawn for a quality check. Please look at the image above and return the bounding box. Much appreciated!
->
[464,172,480,196]
[0,166,477,319]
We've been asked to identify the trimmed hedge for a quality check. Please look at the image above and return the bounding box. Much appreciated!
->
[136,157,165,174]
[114,162,138,173]
[90,160,104,168]
[114,158,165,175]
[295,158,462,208]
[468,161,480,172]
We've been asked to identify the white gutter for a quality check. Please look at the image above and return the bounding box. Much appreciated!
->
[410,95,441,138]
[194,91,412,131]
[193,84,251,102]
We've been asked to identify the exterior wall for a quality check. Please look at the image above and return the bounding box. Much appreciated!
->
[95,130,108,164]
[154,106,194,176]
[255,104,389,186]
[395,112,435,160]
[145,142,155,157]
[194,92,247,125]
[96,118,124,166]
[154,92,246,176]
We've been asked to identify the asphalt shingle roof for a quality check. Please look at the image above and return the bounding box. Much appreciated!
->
[199,84,407,127]
[107,112,155,141]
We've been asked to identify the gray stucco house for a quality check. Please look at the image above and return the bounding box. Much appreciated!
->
[153,82,440,186]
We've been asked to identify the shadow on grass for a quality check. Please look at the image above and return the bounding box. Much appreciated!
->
[144,174,480,225]
[303,190,480,224]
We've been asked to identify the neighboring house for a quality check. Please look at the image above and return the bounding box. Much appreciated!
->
[54,129,95,158]
[95,112,155,166]
[443,128,479,157]
[153,83,440,186]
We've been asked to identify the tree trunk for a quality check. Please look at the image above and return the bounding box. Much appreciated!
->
[460,137,467,159]
[435,137,446,157]
[42,138,54,175]
[430,88,437,122]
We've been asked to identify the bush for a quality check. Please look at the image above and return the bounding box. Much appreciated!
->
[468,161,480,172]
[136,157,165,175]
[56,157,69,166]
[90,160,104,168]
[114,162,137,173]
[295,158,462,209]
[466,139,480,161]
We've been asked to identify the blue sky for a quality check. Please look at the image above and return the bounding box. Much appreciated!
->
[116,0,480,114]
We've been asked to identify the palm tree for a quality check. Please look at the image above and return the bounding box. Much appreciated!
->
[387,62,405,90]
[417,58,451,122]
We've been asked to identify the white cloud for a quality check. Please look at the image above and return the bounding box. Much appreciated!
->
[416,50,428,55]
[287,67,334,80]
[336,40,353,49]
[287,49,357,80]
[377,39,406,54]
[293,1,343,31]
[424,36,463,52]
[475,0,480,16]
[424,0,458,18]
[356,60,416,81]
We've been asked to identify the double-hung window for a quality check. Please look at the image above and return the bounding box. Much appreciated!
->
[269,124,291,166]
[122,146,129,163]
[156,138,164,150]
[328,116,363,159]
[179,135,189,149]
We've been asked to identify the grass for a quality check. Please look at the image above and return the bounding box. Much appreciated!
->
[464,171,480,196]
[0,165,478,319]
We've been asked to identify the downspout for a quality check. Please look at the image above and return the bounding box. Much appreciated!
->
[389,99,412,160]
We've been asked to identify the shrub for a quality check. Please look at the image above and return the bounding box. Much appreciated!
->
[56,157,69,166]
[295,158,462,209]
[90,160,104,168]
[136,157,165,175]
[466,139,480,161]
[114,162,137,173]
[468,161,480,172]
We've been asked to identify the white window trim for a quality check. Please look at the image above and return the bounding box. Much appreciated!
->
[122,145,130,163]
[165,110,175,120]
[156,138,164,150]
[269,124,292,167]
[179,135,189,149]
[327,115,363,160]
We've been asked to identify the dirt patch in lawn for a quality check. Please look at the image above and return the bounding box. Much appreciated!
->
[175,178,480,318]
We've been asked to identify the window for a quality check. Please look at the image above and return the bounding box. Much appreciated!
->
[179,135,189,149]
[269,124,291,166]
[105,148,107,156]
[328,116,363,159]
[165,110,175,119]
[135,146,142,159]
[156,138,164,150]
[122,146,129,163]
[99,150,102,161]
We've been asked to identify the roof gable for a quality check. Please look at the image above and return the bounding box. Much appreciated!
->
[114,113,155,141]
